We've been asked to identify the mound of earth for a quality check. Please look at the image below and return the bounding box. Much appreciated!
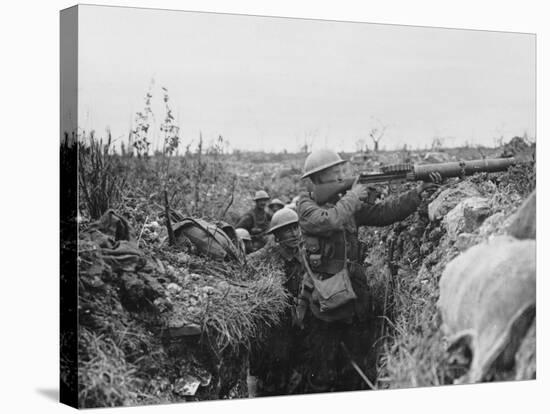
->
[75,212,288,408]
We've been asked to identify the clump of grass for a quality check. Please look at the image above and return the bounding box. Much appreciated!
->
[78,328,148,408]
[204,268,290,353]
[160,250,290,353]
[376,262,449,388]
[78,131,127,219]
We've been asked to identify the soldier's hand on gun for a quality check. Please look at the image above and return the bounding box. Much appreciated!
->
[417,171,443,195]
[350,177,370,201]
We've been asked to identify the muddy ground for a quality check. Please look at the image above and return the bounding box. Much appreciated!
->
[70,140,536,407]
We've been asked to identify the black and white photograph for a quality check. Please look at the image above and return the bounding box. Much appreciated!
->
[59,3,536,410]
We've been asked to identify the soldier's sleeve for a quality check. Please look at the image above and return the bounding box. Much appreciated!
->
[297,191,362,235]
[247,244,270,265]
[356,188,422,227]
[235,212,253,230]
[247,242,286,274]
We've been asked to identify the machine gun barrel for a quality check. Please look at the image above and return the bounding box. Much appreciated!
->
[311,157,517,205]
[411,158,517,181]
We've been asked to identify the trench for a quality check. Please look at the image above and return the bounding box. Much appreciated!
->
[248,223,413,397]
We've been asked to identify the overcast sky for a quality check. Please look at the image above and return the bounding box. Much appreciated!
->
[78,5,535,152]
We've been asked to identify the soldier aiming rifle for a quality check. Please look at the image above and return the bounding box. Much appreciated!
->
[295,149,516,391]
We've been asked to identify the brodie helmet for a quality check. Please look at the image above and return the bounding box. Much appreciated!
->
[267,208,299,234]
[268,198,285,208]
[253,190,270,201]
[235,228,252,241]
[301,149,347,179]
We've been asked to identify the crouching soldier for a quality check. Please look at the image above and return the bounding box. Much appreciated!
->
[268,198,285,215]
[235,228,253,254]
[247,208,306,396]
[296,149,441,392]
[235,190,272,252]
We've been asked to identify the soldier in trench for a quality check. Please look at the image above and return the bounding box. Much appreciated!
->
[268,198,286,215]
[246,208,306,396]
[295,149,441,392]
[235,190,273,252]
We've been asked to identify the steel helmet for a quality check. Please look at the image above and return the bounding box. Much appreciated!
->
[301,149,347,179]
[267,208,299,234]
[253,190,270,201]
[235,228,252,241]
[268,198,285,208]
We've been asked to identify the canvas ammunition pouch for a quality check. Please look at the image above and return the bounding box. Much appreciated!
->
[304,233,347,275]
[300,232,357,321]
[309,266,357,313]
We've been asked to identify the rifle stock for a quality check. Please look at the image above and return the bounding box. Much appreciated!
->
[312,157,517,205]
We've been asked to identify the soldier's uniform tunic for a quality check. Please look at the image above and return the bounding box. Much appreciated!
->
[296,188,422,391]
[235,208,273,251]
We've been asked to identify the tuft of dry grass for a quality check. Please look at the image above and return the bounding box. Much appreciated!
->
[78,328,148,407]
[376,262,449,388]
[78,132,127,219]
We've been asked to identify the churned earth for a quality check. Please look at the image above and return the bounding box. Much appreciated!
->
[70,139,536,407]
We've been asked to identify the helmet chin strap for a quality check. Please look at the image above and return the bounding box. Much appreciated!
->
[275,227,302,249]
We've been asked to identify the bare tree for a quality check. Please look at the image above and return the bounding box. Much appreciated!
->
[299,129,318,153]
[368,118,387,152]
[355,138,367,153]
[430,137,443,151]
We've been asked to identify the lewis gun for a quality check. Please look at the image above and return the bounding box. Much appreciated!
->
[311,157,518,205]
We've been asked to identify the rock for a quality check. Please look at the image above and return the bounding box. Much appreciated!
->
[507,191,536,240]
[428,182,481,221]
[423,151,451,163]
[454,232,476,251]
[166,283,183,294]
[463,200,492,230]
[174,375,201,396]
[443,197,491,240]
[477,212,507,238]
[438,235,536,383]
[177,252,191,264]
[166,322,202,337]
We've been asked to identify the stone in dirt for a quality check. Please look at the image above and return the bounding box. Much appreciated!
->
[428,182,481,221]
[423,151,451,163]
[438,235,536,383]
[454,232,476,252]
[443,197,492,241]
[507,190,536,240]
[477,212,507,238]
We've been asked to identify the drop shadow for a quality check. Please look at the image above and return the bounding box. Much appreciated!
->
[36,388,59,402]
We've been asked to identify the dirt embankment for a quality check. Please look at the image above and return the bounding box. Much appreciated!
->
[76,215,289,407]
[359,161,535,388]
